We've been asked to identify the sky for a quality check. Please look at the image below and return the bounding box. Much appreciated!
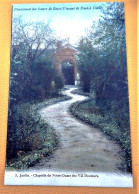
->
[12,2,119,46]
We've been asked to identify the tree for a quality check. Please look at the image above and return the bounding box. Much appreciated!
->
[77,2,128,107]
[10,17,60,102]
[77,38,100,93]
[91,2,128,106]
[77,2,130,123]
[12,17,56,77]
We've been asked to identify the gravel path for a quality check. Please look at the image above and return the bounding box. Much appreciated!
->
[29,86,125,173]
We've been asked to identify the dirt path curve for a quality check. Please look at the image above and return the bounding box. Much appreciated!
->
[30,86,125,173]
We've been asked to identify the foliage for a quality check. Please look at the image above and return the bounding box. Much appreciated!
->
[10,50,64,104]
[77,39,100,92]
[77,2,128,107]
[12,17,56,75]
[10,17,64,103]
[75,3,131,172]
[32,55,64,98]
[7,102,57,161]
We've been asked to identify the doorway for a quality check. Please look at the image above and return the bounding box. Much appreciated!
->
[61,62,75,85]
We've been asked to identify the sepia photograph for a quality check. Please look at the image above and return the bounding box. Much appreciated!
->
[4,2,133,187]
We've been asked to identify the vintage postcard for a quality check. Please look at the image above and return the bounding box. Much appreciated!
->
[5,2,133,187]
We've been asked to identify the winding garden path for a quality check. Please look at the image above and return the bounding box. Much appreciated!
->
[30,86,126,173]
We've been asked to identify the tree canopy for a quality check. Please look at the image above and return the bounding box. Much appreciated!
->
[77,2,128,109]
[10,17,64,103]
